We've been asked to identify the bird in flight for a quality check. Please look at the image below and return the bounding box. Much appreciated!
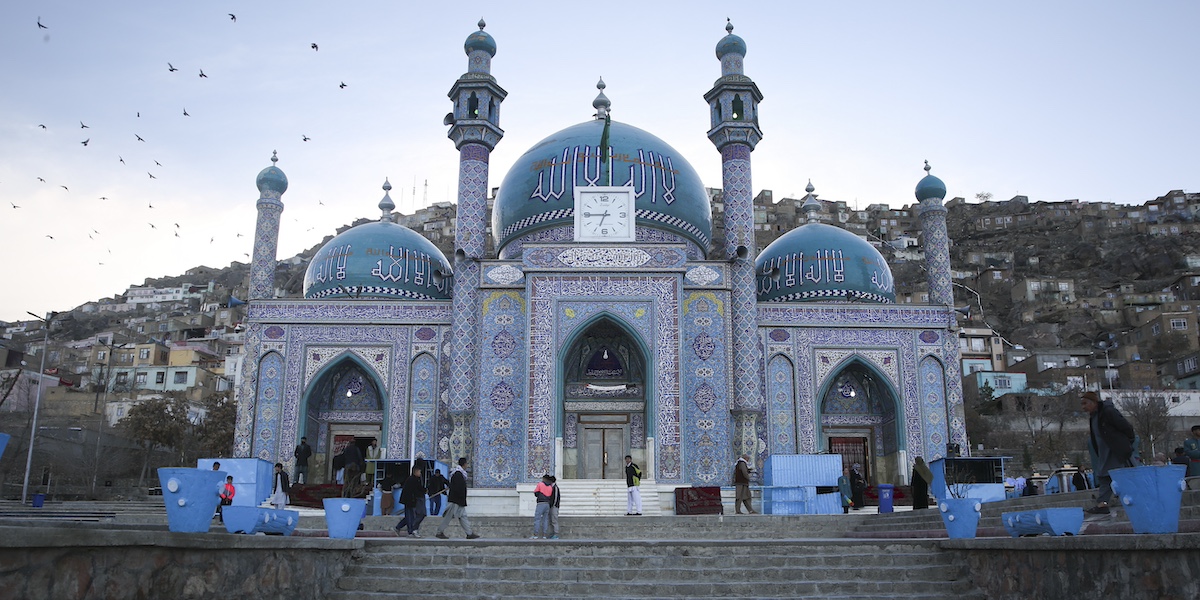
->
[9,202,19,209]
[302,135,310,142]
[119,156,125,164]
[199,69,208,78]
[154,160,162,166]
[88,233,94,240]
[228,13,236,22]
[174,223,180,228]
[183,108,190,116]
[311,43,319,51]
[38,124,46,129]
[98,262,104,266]
[148,202,154,208]
[37,177,46,183]
[148,223,156,229]
[148,172,156,179]
[236,233,243,238]
[98,197,108,201]
[318,199,325,205]
[81,138,89,146]
[92,229,100,234]
[168,63,178,72]
[135,134,145,142]
[60,185,69,192]
[37,17,48,29]
[209,237,214,244]
[339,81,347,89]
[80,121,89,129]
[174,231,180,238]
[136,112,140,117]
[45,234,54,240]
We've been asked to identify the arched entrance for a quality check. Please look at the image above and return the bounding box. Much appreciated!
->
[817,360,903,485]
[560,317,650,480]
[301,355,387,484]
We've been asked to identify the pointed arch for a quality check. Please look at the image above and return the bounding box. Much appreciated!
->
[556,311,654,438]
[409,351,439,458]
[767,353,797,454]
[252,351,286,461]
[918,354,950,462]
[813,355,904,452]
[299,350,390,443]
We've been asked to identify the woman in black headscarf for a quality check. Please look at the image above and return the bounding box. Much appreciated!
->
[850,463,866,510]
[911,457,933,509]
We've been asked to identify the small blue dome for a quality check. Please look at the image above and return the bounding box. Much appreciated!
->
[716,21,747,58]
[304,221,453,301]
[256,153,288,196]
[465,20,496,57]
[756,223,895,303]
[915,174,947,201]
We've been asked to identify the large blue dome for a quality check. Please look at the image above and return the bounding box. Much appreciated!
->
[756,223,895,303]
[304,220,452,301]
[492,119,712,258]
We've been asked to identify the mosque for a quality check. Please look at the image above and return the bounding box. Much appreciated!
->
[232,20,966,507]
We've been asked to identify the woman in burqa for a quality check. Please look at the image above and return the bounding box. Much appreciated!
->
[911,457,934,509]
[850,463,866,510]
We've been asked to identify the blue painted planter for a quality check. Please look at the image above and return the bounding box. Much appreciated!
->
[159,468,225,533]
[323,498,367,539]
[0,432,10,459]
[938,498,982,539]
[223,506,300,536]
[1109,464,1186,534]
[1002,507,1084,537]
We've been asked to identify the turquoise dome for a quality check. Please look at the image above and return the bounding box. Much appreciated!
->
[256,165,288,196]
[915,173,946,201]
[465,27,496,56]
[492,119,712,257]
[756,223,895,303]
[716,33,747,58]
[304,220,452,301]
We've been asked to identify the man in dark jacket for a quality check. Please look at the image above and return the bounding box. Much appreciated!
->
[393,464,427,537]
[434,457,481,539]
[293,437,312,485]
[340,442,364,498]
[427,468,448,517]
[1081,391,1136,514]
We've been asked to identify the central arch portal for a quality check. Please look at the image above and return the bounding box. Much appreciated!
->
[560,317,649,479]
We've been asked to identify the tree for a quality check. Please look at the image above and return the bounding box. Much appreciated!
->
[195,392,236,458]
[1119,394,1173,461]
[119,395,190,486]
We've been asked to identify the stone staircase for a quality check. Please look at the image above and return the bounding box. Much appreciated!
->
[0,499,167,526]
[555,479,661,516]
[328,538,982,599]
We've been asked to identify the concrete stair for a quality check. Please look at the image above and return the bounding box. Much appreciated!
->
[328,539,983,599]
[555,479,661,516]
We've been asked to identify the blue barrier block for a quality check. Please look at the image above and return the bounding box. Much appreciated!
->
[1002,507,1084,537]
[159,468,225,533]
[323,498,367,539]
[1109,464,1186,534]
[0,432,10,460]
[222,506,300,536]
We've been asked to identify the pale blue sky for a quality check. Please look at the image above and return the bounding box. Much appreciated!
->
[1,1,1197,323]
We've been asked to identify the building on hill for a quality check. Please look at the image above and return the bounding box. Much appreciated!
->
[233,22,966,511]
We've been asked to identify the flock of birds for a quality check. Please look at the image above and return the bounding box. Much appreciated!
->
[18,13,340,266]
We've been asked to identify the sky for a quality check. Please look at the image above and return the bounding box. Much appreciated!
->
[2,1,1198,324]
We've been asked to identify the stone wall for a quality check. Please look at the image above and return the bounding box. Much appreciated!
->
[943,534,1200,600]
[0,526,360,600]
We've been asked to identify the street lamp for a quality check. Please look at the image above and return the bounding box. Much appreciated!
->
[21,311,57,505]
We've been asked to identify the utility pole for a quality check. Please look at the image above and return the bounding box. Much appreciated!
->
[21,311,56,505]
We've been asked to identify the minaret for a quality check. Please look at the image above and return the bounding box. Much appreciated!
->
[705,20,764,462]
[249,151,287,300]
[916,161,952,306]
[446,19,506,464]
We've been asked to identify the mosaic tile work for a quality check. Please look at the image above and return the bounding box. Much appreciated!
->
[767,354,797,454]
[449,260,481,414]
[680,291,732,484]
[249,199,283,301]
[530,275,681,481]
[410,353,440,458]
[501,226,704,261]
[919,198,954,307]
[524,244,689,270]
[303,347,391,389]
[918,355,948,461]
[249,301,451,322]
[251,351,286,461]
[941,334,968,452]
[720,148,763,413]
[475,290,528,487]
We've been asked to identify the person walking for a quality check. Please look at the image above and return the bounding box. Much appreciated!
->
[910,457,933,509]
[624,455,642,516]
[394,464,427,537]
[733,454,755,514]
[849,463,866,511]
[1082,390,1136,515]
[270,463,290,510]
[340,442,364,497]
[532,473,554,539]
[293,437,312,485]
[427,468,448,517]
[1184,426,1200,477]
[216,476,235,523]
[435,457,481,540]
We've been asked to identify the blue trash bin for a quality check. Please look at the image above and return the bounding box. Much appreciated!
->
[32,493,45,508]
[877,484,894,513]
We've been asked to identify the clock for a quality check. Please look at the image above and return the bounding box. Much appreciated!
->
[574,186,636,242]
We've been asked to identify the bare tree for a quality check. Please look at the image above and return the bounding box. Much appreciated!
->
[1119,395,1172,461]
[119,395,190,486]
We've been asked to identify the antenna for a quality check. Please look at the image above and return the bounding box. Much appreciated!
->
[423,179,428,207]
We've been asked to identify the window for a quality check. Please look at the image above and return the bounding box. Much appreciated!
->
[994,376,1012,389]
[1171,318,1188,331]
[135,372,146,384]
[1030,282,1042,291]
[173,372,187,384]
[1058,282,1070,291]
[97,350,106,361]
[139,348,150,360]
[1152,323,1162,336]
[156,372,165,384]
[115,372,127,384]
[1185,357,1198,372]
[970,338,986,352]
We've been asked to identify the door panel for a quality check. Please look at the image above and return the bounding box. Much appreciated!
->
[603,428,624,480]
[580,426,626,479]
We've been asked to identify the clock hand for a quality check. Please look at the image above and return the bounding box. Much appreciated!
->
[596,210,610,226]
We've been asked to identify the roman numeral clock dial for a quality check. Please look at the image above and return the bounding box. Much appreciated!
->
[574,186,636,242]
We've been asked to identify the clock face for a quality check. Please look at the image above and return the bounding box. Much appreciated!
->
[574,187,635,242]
